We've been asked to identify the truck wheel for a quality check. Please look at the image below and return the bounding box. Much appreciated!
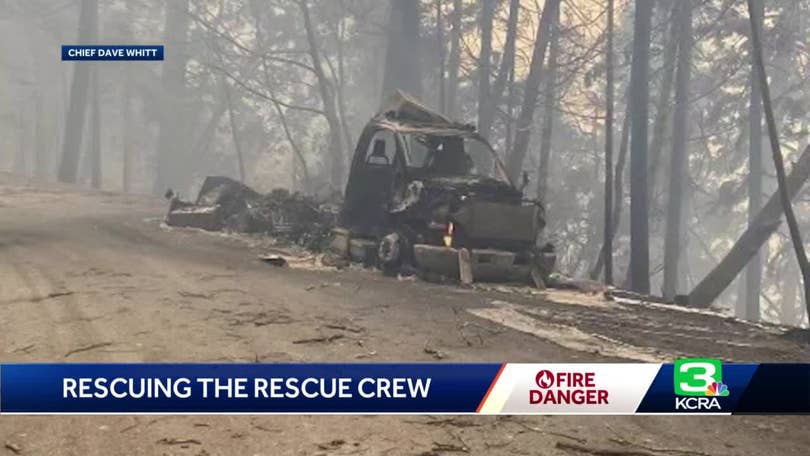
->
[378,232,408,275]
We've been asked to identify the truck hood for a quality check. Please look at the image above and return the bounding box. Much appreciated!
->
[419,175,522,203]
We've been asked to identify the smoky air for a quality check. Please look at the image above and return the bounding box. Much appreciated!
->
[0,0,806,453]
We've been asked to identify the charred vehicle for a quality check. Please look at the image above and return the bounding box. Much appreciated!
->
[332,93,555,284]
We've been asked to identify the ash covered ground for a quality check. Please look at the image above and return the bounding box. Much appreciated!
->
[0,173,808,455]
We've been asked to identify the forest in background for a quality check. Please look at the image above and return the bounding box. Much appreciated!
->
[0,0,808,327]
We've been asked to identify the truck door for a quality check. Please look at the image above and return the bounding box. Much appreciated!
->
[341,129,404,237]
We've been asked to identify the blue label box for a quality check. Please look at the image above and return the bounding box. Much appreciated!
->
[0,363,500,413]
[62,45,164,61]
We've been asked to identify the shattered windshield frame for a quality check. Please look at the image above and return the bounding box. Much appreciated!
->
[401,132,513,186]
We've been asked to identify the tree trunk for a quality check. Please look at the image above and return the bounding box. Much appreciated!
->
[58,0,97,184]
[473,0,496,173]
[121,61,133,192]
[153,0,190,194]
[591,100,630,280]
[782,260,799,326]
[662,0,692,300]
[446,0,463,118]
[121,0,133,192]
[261,60,311,192]
[602,0,615,285]
[274,99,311,192]
[26,18,49,179]
[191,101,227,172]
[381,0,423,100]
[223,82,246,184]
[505,0,560,183]
[742,0,764,321]
[34,91,48,178]
[688,145,810,308]
[476,0,496,136]
[535,3,560,202]
[495,0,519,112]
[628,0,654,293]
[436,0,446,113]
[746,0,810,318]
[89,64,101,189]
[299,0,346,190]
[15,110,27,175]
[335,16,354,157]
[646,3,678,199]
[476,0,519,142]
[504,64,516,153]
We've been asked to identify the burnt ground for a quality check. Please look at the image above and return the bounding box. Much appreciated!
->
[0,172,808,455]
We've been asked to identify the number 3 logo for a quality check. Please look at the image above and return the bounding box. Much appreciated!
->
[674,358,723,396]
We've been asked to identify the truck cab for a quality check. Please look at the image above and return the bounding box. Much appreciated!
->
[333,92,554,284]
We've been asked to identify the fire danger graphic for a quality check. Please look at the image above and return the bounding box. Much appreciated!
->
[477,364,662,414]
[529,370,609,405]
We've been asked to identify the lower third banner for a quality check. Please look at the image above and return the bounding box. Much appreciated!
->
[0,362,807,414]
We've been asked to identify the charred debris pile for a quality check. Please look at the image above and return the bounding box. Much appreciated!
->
[165,176,338,250]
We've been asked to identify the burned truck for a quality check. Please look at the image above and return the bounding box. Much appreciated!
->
[331,93,554,285]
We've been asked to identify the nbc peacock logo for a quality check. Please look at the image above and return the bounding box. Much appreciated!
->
[706,381,729,397]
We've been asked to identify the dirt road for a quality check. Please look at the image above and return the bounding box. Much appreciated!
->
[0,173,807,455]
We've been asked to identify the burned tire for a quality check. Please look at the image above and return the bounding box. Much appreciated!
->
[377,232,411,276]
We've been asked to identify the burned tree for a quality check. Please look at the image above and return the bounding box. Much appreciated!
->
[476,0,495,142]
[445,0,463,118]
[647,3,678,200]
[505,0,560,183]
[628,0,653,294]
[381,0,423,100]
[223,81,246,184]
[742,0,764,320]
[662,0,692,300]
[153,0,190,194]
[602,0,615,286]
[535,2,560,203]
[436,0,446,113]
[89,61,101,189]
[58,0,97,184]
[298,0,347,189]
[688,146,810,308]
[121,0,134,192]
[746,0,810,317]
